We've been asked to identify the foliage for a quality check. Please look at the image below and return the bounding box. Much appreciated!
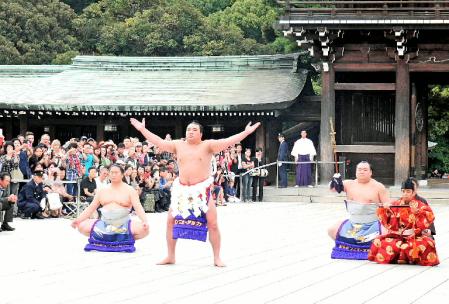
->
[74,0,298,57]
[52,50,79,64]
[208,0,279,44]
[0,0,304,63]
[187,0,233,16]
[0,0,79,64]
[428,85,449,173]
[62,0,97,13]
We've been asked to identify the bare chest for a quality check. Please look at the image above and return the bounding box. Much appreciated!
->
[346,184,380,204]
[99,189,131,207]
[177,143,211,166]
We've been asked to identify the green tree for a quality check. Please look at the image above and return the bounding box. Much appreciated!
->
[62,0,98,13]
[428,85,449,173]
[187,0,233,16]
[208,0,279,44]
[0,0,79,64]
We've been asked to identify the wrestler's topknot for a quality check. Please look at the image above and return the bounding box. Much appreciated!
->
[111,163,125,174]
[188,120,203,134]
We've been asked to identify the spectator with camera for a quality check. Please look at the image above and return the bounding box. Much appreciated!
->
[0,141,22,197]
[65,143,82,196]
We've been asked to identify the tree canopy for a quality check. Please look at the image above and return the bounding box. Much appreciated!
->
[0,0,78,64]
[0,0,297,64]
[428,85,449,173]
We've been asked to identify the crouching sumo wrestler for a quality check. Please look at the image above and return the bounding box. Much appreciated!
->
[71,164,149,252]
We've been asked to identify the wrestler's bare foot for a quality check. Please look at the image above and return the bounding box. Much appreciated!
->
[157,257,176,265]
[214,257,226,267]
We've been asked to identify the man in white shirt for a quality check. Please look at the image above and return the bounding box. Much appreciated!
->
[95,166,110,190]
[291,130,316,187]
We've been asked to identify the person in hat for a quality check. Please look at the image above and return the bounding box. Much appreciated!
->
[130,118,260,267]
[277,133,289,188]
[409,177,436,238]
[17,170,50,219]
[368,178,439,266]
[290,130,316,187]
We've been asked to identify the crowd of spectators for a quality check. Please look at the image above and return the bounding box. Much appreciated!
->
[0,131,266,220]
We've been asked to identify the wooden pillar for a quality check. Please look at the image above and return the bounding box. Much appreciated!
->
[265,118,281,185]
[319,62,335,184]
[121,118,129,142]
[96,118,105,142]
[19,115,28,135]
[48,126,55,141]
[175,123,183,139]
[410,83,417,176]
[3,118,13,139]
[255,122,265,151]
[415,84,428,180]
[394,60,410,185]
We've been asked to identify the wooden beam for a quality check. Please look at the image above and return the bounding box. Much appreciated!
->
[336,145,395,154]
[334,63,396,72]
[300,95,321,102]
[283,122,316,139]
[394,60,410,185]
[279,115,321,121]
[409,64,449,72]
[319,63,336,183]
[335,83,396,91]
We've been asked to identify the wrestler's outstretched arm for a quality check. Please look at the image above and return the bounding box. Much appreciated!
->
[71,195,101,228]
[130,118,176,153]
[130,187,149,231]
[208,122,260,154]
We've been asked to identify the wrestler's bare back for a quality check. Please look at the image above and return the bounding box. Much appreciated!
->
[97,183,134,209]
[344,179,387,204]
[173,140,214,185]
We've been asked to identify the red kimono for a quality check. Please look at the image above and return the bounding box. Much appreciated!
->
[368,197,439,266]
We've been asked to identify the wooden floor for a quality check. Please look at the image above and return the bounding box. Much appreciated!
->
[1,202,449,304]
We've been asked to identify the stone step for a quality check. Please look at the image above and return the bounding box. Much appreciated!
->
[264,195,346,204]
[263,186,449,204]
[264,196,449,204]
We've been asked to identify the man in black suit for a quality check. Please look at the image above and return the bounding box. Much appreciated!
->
[277,133,289,188]
[18,170,49,219]
[252,148,265,202]
[0,172,17,231]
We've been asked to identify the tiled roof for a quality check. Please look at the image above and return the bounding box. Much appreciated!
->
[0,54,307,112]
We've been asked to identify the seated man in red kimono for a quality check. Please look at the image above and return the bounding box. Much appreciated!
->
[368,178,439,266]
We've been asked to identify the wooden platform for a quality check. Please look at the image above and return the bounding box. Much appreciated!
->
[1,202,449,303]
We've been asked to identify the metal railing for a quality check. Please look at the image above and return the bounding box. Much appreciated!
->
[235,160,345,199]
[275,160,346,188]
